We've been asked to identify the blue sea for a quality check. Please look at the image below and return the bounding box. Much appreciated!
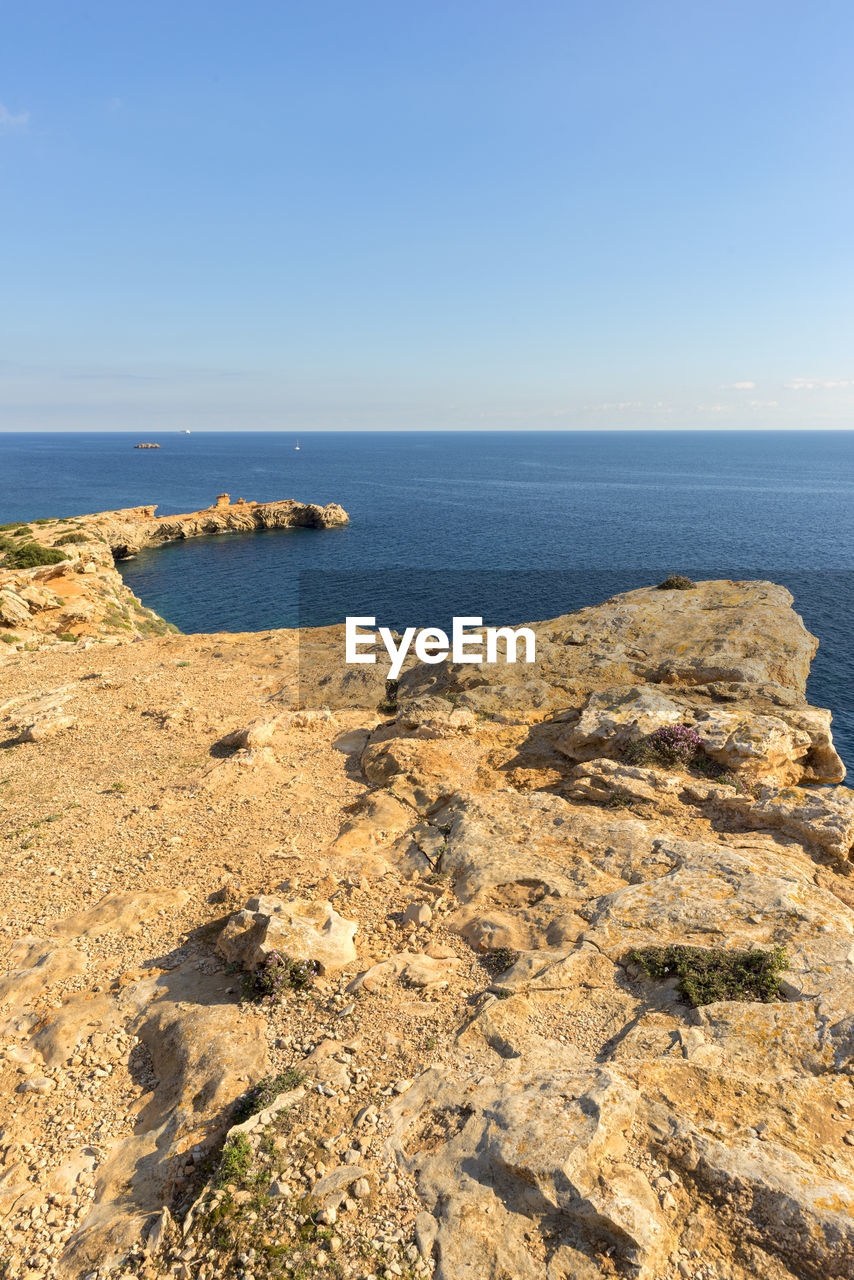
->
[1,430,853,769]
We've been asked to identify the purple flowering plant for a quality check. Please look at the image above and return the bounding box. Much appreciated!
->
[624,723,704,768]
[252,950,320,1002]
[623,724,755,794]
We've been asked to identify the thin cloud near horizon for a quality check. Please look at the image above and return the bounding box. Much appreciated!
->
[0,102,29,131]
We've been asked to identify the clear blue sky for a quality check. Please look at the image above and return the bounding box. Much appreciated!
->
[2,1,853,430]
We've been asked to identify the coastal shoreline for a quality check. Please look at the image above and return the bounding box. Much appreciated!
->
[0,494,349,652]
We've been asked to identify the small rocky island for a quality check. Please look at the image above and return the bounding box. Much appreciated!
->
[134,442,161,449]
[0,494,349,647]
[1,536,853,1280]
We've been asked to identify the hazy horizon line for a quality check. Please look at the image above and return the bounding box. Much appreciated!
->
[2,426,854,436]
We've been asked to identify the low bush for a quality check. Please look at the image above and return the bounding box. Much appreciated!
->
[657,574,696,590]
[628,943,788,1006]
[214,1133,253,1187]
[378,678,399,714]
[3,542,68,570]
[691,753,755,795]
[483,947,520,975]
[232,1069,305,1123]
[606,788,635,809]
[623,726,754,795]
[55,531,89,546]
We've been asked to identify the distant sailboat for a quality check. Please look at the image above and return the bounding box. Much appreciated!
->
[184,430,191,435]
[294,440,301,451]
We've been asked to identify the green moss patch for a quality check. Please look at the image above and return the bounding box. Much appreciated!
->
[627,943,789,1006]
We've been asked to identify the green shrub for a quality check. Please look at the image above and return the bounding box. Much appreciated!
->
[657,574,696,590]
[214,1133,253,1187]
[233,1069,305,1123]
[55,532,89,546]
[0,634,20,645]
[3,542,68,570]
[622,726,754,794]
[606,788,635,809]
[483,947,520,975]
[691,754,755,795]
[57,632,78,643]
[628,944,788,1007]
[378,678,399,715]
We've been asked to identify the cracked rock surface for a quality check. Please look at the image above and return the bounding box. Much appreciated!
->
[0,578,852,1280]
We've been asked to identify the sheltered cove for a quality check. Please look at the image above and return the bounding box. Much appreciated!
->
[1,514,854,1279]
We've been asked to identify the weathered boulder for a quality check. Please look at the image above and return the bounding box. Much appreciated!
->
[17,713,77,741]
[0,937,86,1009]
[646,1103,854,1278]
[557,682,845,784]
[347,950,460,994]
[565,757,687,805]
[1,685,78,742]
[58,972,269,1277]
[361,738,465,811]
[216,718,279,751]
[0,589,32,627]
[557,685,684,759]
[393,697,477,738]
[389,1064,670,1280]
[216,896,358,973]
[719,782,854,866]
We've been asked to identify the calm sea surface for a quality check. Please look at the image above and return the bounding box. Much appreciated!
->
[1,430,852,768]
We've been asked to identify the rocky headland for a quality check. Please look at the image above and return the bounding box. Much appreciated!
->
[1,570,854,1280]
[0,496,349,651]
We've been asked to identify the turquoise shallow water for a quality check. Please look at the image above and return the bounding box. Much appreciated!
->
[1,429,852,768]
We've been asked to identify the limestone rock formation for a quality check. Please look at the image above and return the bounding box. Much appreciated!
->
[557,682,844,784]
[217,896,358,974]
